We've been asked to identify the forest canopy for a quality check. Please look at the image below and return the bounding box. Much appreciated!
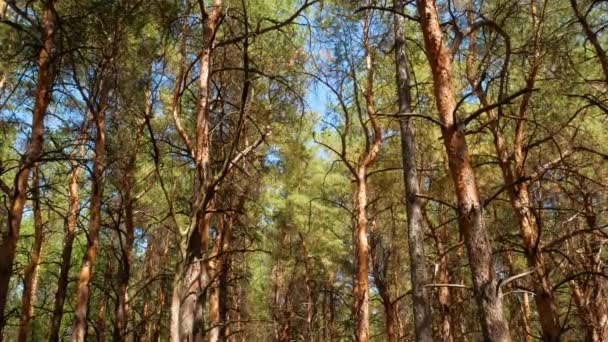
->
[0,0,607,341]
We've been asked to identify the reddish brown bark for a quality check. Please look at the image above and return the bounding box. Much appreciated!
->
[353,177,371,342]
[209,215,231,342]
[71,73,110,342]
[49,126,87,342]
[463,3,561,339]
[17,165,44,342]
[170,2,223,340]
[415,0,511,340]
[0,1,57,336]
[351,12,382,342]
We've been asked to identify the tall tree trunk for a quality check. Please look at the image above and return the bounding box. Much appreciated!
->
[177,212,211,342]
[353,174,370,342]
[17,165,44,342]
[0,1,57,336]
[49,128,86,342]
[114,110,145,342]
[463,4,561,338]
[415,0,511,340]
[352,11,382,341]
[393,1,433,340]
[170,2,223,340]
[512,4,560,339]
[72,74,110,342]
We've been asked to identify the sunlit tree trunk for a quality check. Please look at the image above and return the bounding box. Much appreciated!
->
[72,73,110,342]
[0,1,57,336]
[353,176,370,342]
[49,127,86,342]
[352,11,382,341]
[415,0,511,340]
[170,2,223,340]
[0,0,7,18]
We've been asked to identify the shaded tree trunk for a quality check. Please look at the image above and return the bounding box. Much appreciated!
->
[113,111,145,342]
[415,0,511,340]
[151,231,170,342]
[570,0,608,83]
[427,207,454,342]
[370,224,396,342]
[0,1,57,336]
[113,190,135,342]
[17,165,44,342]
[298,232,314,340]
[94,259,112,342]
[393,0,433,340]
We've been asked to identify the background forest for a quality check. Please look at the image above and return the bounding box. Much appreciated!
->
[0,0,607,341]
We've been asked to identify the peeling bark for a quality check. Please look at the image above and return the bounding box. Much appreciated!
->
[415,0,511,340]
